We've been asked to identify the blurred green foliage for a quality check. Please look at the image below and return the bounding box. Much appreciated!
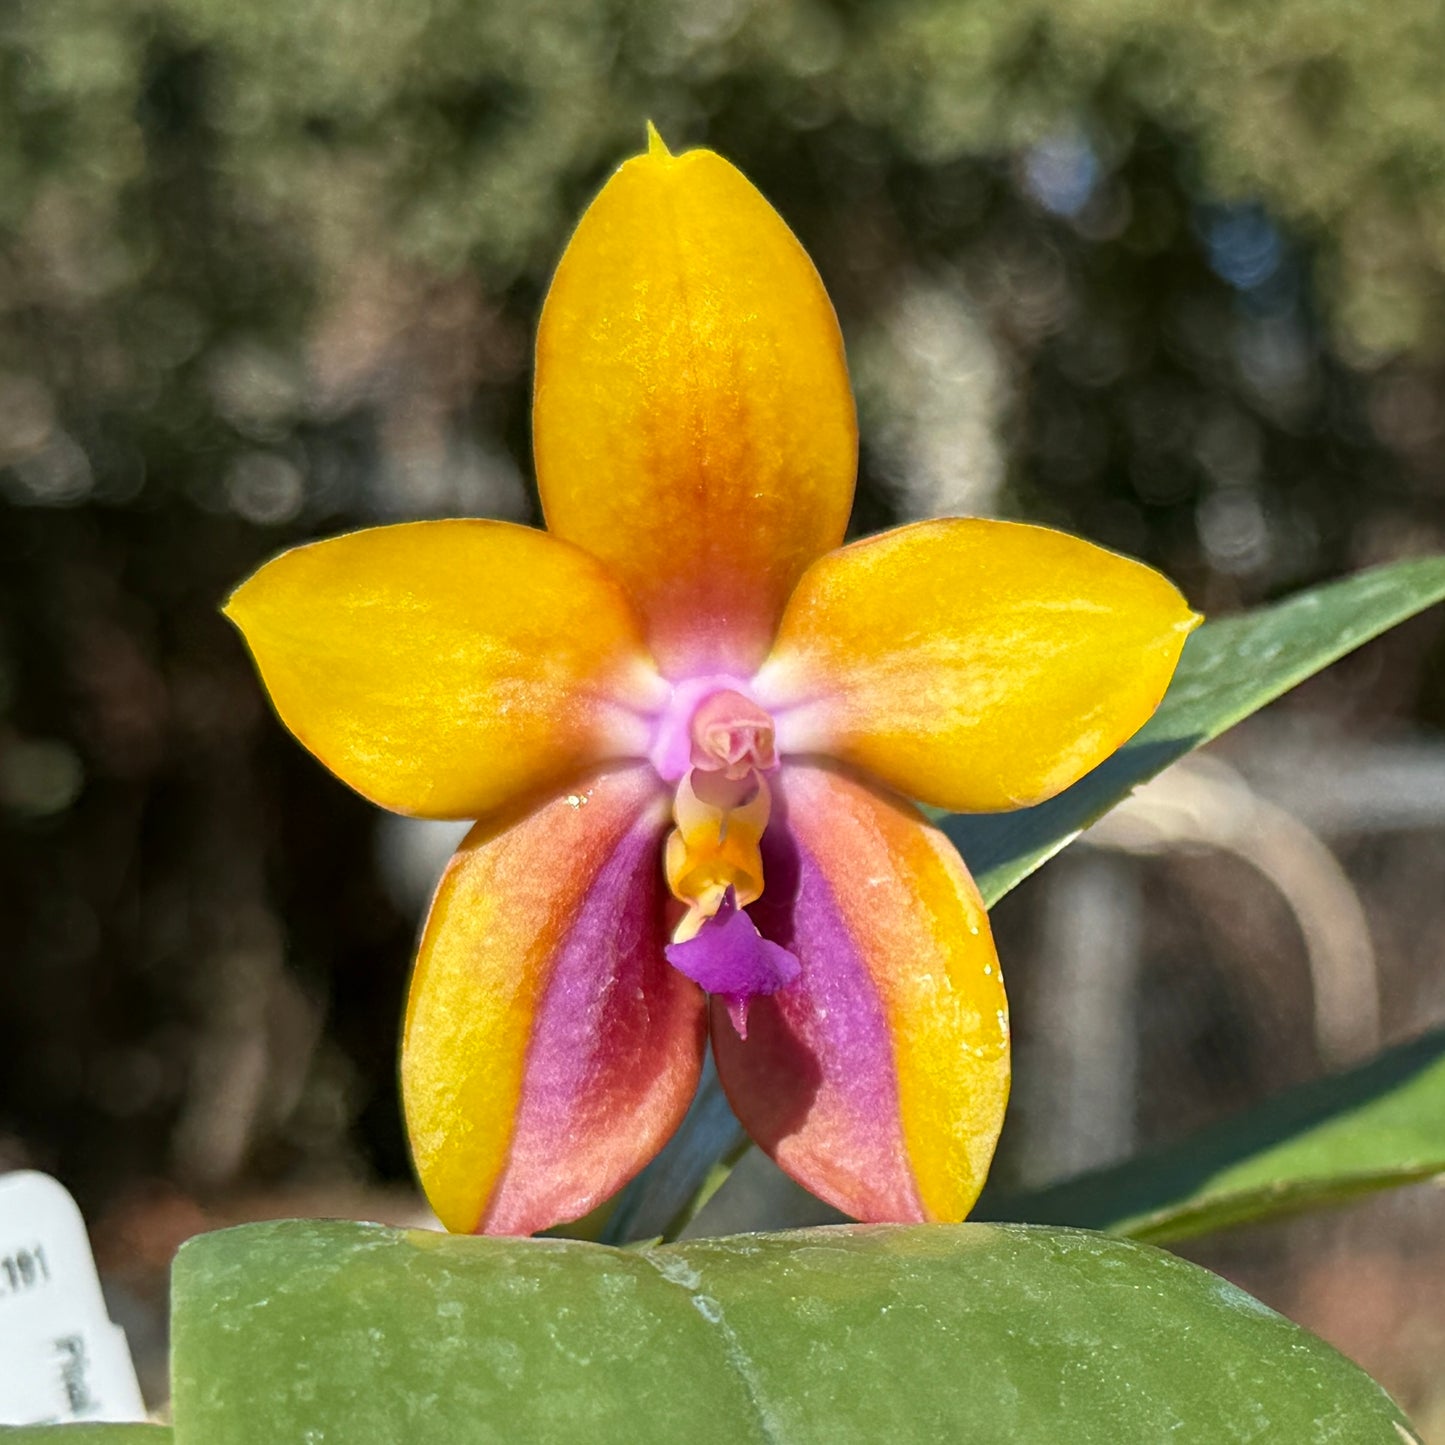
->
[10,0,1445,347]
[5,0,1445,572]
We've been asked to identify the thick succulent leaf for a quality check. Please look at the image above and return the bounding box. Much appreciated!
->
[167,1219,1412,1442]
[982,1026,1445,1244]
[946,554,1445,904]
[0,1431,170,1442]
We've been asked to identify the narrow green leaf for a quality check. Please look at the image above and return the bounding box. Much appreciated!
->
[982,1026,1445,1244]
[169,1218,1413,1442]
[947,555,1445,904]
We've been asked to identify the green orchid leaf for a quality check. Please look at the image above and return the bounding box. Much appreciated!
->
[0,1430,170,1442]
[948,554,1445,904]
[615,555,1445,1242]
[168,1218,1414,1443]
[981,1026,1445,1244]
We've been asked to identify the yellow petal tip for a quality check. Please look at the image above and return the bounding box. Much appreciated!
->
[219,582,248,629]
[221,567,273,637]
[645,120,672,159]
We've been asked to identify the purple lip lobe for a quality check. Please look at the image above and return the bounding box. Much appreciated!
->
[665,887,800,1038]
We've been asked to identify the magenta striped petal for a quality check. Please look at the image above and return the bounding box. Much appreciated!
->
[711,763,1010,1223]
[403,766,708,1235]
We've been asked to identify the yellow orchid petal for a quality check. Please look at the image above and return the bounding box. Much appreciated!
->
[225,520,666,819]
[755,519,1201,813]
[534,131,857,678]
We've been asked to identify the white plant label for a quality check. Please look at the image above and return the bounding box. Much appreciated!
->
[0,1171,146,1426]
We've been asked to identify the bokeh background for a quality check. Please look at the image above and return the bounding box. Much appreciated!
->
[3,0,1445,1425]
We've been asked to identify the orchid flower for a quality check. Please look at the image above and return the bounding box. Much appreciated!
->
[226,129,1198,1236]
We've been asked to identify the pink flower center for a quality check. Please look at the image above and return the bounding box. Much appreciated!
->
[648,674,777,784]
[688,689,777,778]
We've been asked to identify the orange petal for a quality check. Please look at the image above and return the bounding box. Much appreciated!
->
[225,520,667,819]
[402,765,706,1235]
[713,763,1009,1221]
[534,130,857,678]
[755,519,1201,813]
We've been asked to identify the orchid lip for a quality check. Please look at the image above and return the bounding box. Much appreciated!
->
[664,886,801,1039]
